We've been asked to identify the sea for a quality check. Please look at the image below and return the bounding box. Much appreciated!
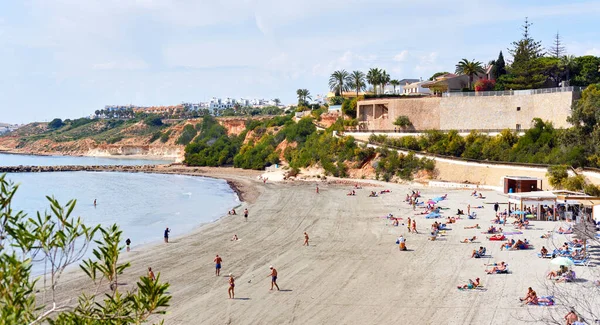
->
[0,153,239,274]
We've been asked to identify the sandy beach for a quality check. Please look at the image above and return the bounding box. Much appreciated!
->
[52,170,598,325]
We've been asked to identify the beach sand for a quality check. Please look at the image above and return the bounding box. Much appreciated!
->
[53,172,597,325]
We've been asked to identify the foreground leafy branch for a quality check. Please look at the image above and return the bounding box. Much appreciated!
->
[0,174,171,324]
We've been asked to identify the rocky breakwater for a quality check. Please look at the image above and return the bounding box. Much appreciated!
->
[0,165,161,173]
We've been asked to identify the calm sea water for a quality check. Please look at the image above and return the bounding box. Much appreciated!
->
[1,154,239,274]
[0,152,171,166]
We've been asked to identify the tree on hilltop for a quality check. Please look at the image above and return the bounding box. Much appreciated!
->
[548,31,566,59]
[329,70,352,97]
[504,17,547,89]
[296,89,312,106]
[455,59,485,89]
[367,68,382,94]
[350,70,366,97]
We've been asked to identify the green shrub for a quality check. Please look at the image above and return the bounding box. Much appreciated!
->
[144,115,163,127]
[149,131,161,143]
[48,118,64,129]
[393,116,412,127]
[177,124,198,145]
[160,130,171,143]
[107,135,124,144]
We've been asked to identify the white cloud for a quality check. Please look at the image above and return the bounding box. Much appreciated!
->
[584,48,600,56]
[393,50,409,62]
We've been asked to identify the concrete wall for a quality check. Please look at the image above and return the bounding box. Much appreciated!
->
[357,90,576,131]
[357,97,441,130]
[439,91,575,130]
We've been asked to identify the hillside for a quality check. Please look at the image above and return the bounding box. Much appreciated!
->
[0,117,258,162]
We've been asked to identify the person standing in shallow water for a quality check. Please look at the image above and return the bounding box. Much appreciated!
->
[164,227,170,243]
[93,199,97,207]
[125,238,131,252]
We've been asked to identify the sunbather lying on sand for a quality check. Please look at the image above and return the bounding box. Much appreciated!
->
[464,224,479,229]
[471,247,486,258]
[478,193,485,199]
[557,226,572,234]
[461,236,477,243]
[457,277,480,289]
[486,261,507,274]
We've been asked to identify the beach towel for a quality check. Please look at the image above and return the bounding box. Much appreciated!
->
[432,197,445,202]
[425,212,442,219]
[502,231,523,235]
[488,235,506,241]
[531,296,554,306]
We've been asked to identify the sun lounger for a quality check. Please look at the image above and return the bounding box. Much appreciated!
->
[537,253,552,259]
[571,258,590,266]
[425,212,442,219]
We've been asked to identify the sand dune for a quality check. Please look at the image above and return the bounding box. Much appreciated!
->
[54,173,597,325]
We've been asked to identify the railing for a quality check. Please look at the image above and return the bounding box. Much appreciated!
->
[442,86,582,98]
[347,129,521,134]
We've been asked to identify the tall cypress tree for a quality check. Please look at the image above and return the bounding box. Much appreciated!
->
[492,51,507,79]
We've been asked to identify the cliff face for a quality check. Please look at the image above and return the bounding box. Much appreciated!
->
[0,117,259,162]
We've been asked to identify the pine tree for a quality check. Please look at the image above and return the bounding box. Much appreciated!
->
[505,17,546,89]
[548,32,566,58]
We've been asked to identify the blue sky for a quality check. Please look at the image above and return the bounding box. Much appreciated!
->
[1,0,599,124]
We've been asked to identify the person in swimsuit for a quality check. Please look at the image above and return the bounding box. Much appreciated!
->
[303,232,309,246]
[214,255,223,276]
[457,278,480,289]
[268,266,279,291]
[125,238,131,252]
[411,220,418,234]
[164,227,170,243]
[148,267,155,281]
[93,199,97,207]
[316,185,319,194]
[244,209,248,221]
[228,274,235,299]
[407,217,412,233]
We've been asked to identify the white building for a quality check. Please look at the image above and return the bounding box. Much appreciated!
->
[402,80,432,95]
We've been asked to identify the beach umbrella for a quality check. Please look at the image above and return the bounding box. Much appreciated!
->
[550,257,575,267]
[512,211,526,215]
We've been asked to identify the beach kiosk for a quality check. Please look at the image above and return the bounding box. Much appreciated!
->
[507,191,557,221]
[503,176,542,194]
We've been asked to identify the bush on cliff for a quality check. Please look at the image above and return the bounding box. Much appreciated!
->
[177,124,198,145]
[48,118,64,129]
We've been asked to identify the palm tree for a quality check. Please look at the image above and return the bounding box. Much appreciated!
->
[390,79,400,94]
[349,71,366,97]
[367,68,381,95]
[329,70,352,97]
[560,55,577,86]
[296,89,311,106]
[379,70,390,94]
[273,98,281,106]
[455,59,485,89]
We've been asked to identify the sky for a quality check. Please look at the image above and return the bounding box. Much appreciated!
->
[1,0,600,124]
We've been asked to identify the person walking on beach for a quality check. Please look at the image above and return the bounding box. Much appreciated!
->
[164,227,170,243]
[407,217,412,233]
[228,273,235,299]
[412,220,418,234]
[303,232,309,246]
[316,185,319,194]
[214,255,223,276]
[125,238,131,252]
[268,266,280,291]
[494,202,499,213]
[148,267,155,281]
[244,208,248,221]
[467,204,471,216]
[93,199,97,207]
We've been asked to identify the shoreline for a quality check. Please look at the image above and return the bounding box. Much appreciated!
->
[0,148,177,162]
[47,175,595,324]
